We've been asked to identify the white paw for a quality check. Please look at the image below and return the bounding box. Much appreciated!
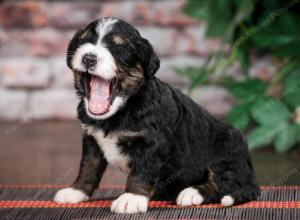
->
[176,187,204,206]
[54,187,89,204]
[221,195,235,206]
[111,193,148,214]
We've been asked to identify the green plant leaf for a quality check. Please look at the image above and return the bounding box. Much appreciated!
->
[226,102,253,130]
[278,59,300,80]
[278,13,300,35]
[205,0,233,41]
[225,79,268,101]
[237,46,250,77]
[274,123,300,153]
[284,68,300,109]
[184,0,209,19]
[206,15,232,40]
[247,124,283,150]
[272,40,300,57]
[225,0,254,42]
[233,1,254,24]
[250,98,290,125]
[252,34,299,49]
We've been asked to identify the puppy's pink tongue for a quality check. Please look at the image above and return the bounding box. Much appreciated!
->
[88,75,110,115]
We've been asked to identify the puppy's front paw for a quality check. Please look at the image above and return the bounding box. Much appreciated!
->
[54,187,89,204]
[176,187,204,206]
[111,193,148,214]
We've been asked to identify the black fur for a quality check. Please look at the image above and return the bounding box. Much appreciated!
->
[72,134,107,196]
[66,17,260,205]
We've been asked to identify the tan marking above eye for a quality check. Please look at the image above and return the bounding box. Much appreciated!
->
[79,30,89,39]
[113,35,125,45]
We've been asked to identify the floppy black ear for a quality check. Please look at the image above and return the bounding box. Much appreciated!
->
[66,29,84,69]
[136,38,160,78]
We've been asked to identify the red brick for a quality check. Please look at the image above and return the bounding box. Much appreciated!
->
[152,0,198,26]
[0,89,28,121]
[0,29,73,57]
[23,29,72,57]
[28,89,78,120]
[0,0,270,122]
[0,1,48,28]
[1,27,177,57]
[49,57,74,89]
[178,26,222,56]
[101,0,198,27]
[188,86,234,118]
[100,1,150,26]
[0,31,8,47]
[138,27,177,56]
[158,56,205,86]
[0,1,198,29]
[0,58,51,89]
[46,2,101,29]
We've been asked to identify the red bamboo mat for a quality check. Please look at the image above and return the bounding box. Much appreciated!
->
[0,185,299,219]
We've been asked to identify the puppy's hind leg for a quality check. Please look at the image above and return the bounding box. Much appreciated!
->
[221,184,261,207]
[213,127,260,206]
[212,157,260,206]
[176,169,219,206]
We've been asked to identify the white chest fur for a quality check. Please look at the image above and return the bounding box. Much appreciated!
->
[84,126,130,173]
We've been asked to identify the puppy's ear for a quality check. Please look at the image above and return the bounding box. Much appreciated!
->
[66,29,84,69]
[136,38,160,78]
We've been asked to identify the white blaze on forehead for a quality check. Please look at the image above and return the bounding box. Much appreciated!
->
[96,18,118,45]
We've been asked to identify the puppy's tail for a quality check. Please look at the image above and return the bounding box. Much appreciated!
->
[221,185,261,206]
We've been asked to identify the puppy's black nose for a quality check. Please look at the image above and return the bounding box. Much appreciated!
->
[82,53,97,68]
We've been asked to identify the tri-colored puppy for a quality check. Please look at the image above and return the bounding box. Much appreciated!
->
[54,17,260,214]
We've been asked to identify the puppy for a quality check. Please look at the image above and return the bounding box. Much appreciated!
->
[54,17,260,214]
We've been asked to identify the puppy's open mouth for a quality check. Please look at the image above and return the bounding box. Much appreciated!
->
[83,73,118,116]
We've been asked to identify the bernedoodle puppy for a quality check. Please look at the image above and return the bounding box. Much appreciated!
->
[54,17,260,214]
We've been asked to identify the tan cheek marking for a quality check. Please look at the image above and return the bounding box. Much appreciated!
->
[113,35,125,45]
[121,67,144,91]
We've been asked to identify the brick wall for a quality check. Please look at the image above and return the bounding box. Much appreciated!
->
[0,0,275,121]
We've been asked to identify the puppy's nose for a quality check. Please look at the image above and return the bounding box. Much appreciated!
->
[82,53,97,68]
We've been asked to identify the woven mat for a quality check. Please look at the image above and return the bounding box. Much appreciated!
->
[0,185,299,220]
